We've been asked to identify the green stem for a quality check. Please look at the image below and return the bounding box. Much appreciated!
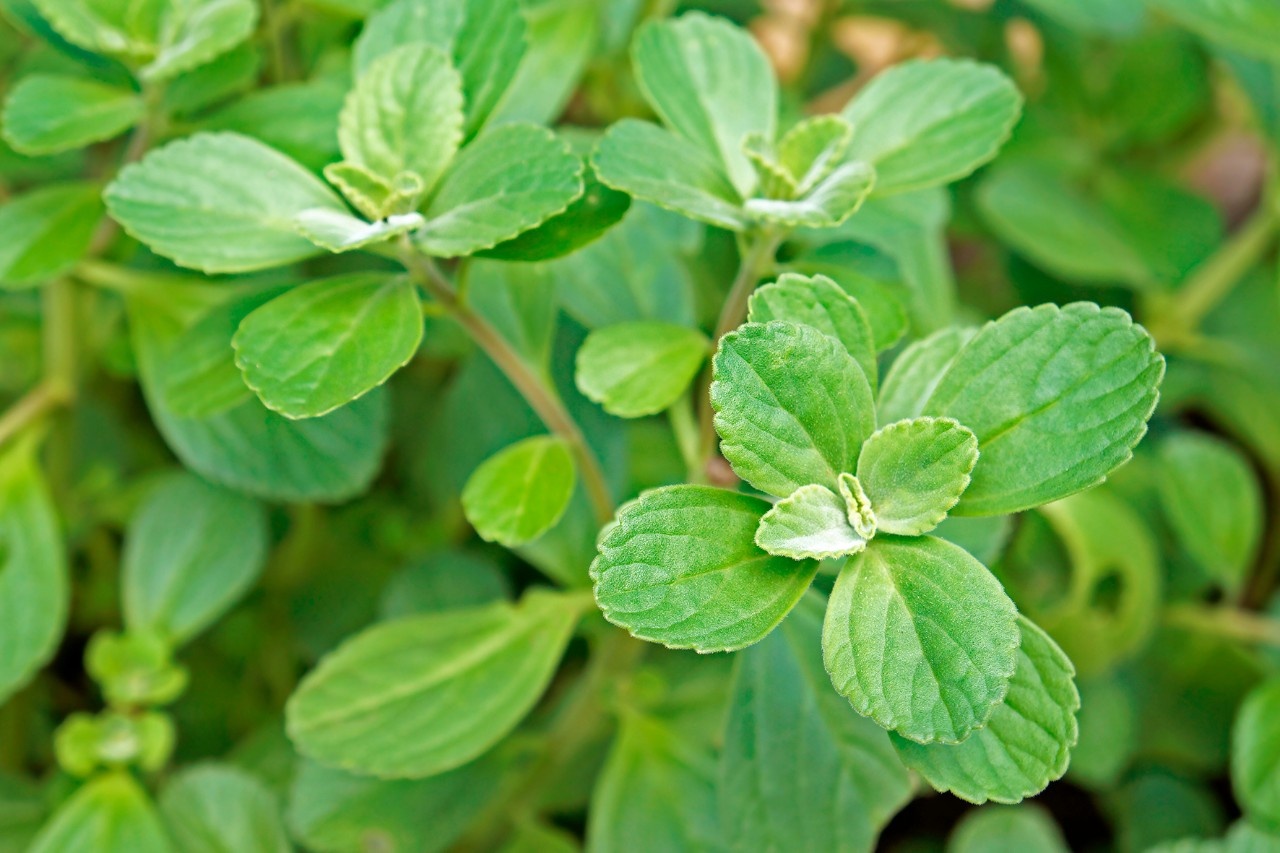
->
[1164,603,1280,648]
[668,391,704,484]
[0,384,61,449]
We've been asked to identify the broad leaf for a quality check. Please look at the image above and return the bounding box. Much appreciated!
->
[720,593,911,853]
[0,183,102,288]
[822,535,1019,744]
[106,132,347,273]
[287,590,582,778]
[591,485,818,653]
[143,0,258,80]
[856,417,978,536]
[461,435,576,547]
[160,764,290,853]
[28,773,170,853]
[755,484,870,561]
[923,303,1163,516]
[841,59,1022,195]
[575,321,708,418]
[416,123,583,257]
[876,326,974,423]
[892,616,1080,803]
[745,161,876,228]
[631,12,777,197]
[122,473,268,646]
[0,439,67,705]
[711,321,875,497]
[31,0,164,56]
[1151,0,1280,63]
[949,805,1070,853]
[233,273,424,419]
[2,74,142,155]
[1232,678,1280,832]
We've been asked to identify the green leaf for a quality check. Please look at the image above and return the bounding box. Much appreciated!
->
[745,161,876,229]
[85,630,188,707]
[122,473,268,646]
[28,772,171,853]
[461,435,576,548]
[892,616,1080,804]
[293,209,425,253]
[0,438,67,705]
[876,326,974,424]
[923,303,1164,516]
[1157,431,1262,594]
[777,114,854,195]
[160,764,290,853]
[106,132,347,274]
[233,273,424,419]
[202,78,345,172]
[416,123,583,257]
[747,272,878,392]
[337,44,463,193]
[631,12,777,197]
[575,321,708,418]
[591,119,749,230]
[1232,678,1280,832]
[856,417,978,536]
[948,805,1070,853]
[378,551,511,620]
[2,74,142,155]
[822,535,1019,744]
[1150,0,1280,63]
[141,0,258,81]
[30,0,164,57]
[591,485,818,653]
[840,59,1022,195]
[0,182,102,288]
[755,484,870,561]
[711,321,875,497]
[286,589,582,778]
[719,593,911,852]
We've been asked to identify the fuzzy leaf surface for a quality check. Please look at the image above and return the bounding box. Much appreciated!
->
[877,326,974,423]
[755,484,869,561]
[856,417,978,536]
[744,161,876,228]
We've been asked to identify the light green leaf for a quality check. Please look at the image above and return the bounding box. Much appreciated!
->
[461,435,576,548]
[352,0,466,73]
[286,589,582,778]
[2,74,142,155]
[1151,0,1280,62]
[591,485,818,653]
[122,473,268,646]
[233,273,424,419]
[747,272,878,392]
[841,59,1022,195]
[160,764,290,853]
[0,438,67,705]
[141,0,258,81]
[337,44,463,192]
[923,303,1164,516]
[745,161,876,228]
[1232,678,1280,832]
[321,162,425,222]
[856,417,978,536]
[0,182,102,288]
[416,123,583,257]
[1157,431,1262,594]
[755,484,870,561]
[106,132,347,273]
[575,321,708,418]
[202,78,345,172]
[591,119,749,231]
[876,326,974,424]
[631,12,777,198]
[948,805,1070,853]
[294,209,426,253]
[777,114,854,195]
[892,616,1080,804]
[822,535,1019,744]
[31,0,164,56]
[719,593,911,853]
[711,321,875,497]
[29,773,171,853]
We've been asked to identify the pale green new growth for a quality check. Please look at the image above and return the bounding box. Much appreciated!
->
[294,210,426,253]
[575,321,709,418]
[755,484,870,560]
[892,616,1080,804]
[28,772,170,853]
[857,417,978,536]
[2,75,143,155]
[777,115,854,195]
[461,436,576,548]
[744,161,876,228]
[838,473,878,539]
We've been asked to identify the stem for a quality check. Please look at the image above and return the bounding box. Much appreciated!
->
[668,391,704,484]
[0,385,60,448]
[400,244,615,526]
[1164,603,1280,648]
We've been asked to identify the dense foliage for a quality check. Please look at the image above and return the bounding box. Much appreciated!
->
[0,0,1277,850]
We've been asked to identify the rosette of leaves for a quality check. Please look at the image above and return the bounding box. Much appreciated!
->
[591,273,1164,803]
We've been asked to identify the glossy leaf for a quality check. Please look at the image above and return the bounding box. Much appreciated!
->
[755,484,870,561]
[160,764,290,853]
[856,417,978,536]
[28,773,170,853]
[461,436,576,547]
[0,183,102,288]
[2,74,142,155]
[574,321,708,418]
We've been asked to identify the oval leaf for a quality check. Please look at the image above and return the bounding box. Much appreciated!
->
[856,417,978,536]
[755,483,869,561]
[2,74,142,155]
[461,435,576,548]
[575,321,708,418]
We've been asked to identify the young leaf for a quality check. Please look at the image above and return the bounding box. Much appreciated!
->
[2,74,142,155]
[141,0,258,81]
[122,473,268,646]
[822,535,1019,744]
[0,183,102,288]
[233,273,424,419]
[574,321,708,418]
[160,764,290,853]
[876,326,975,424]
[949,805,1070,853]
[416,123,583,257]
[591,485,818,653]
[856,417,978,536]
[720,593,912,853]
[923,303,1163,516]
[461,435,576,548]
[631,12,778,197]
[286,589,582,778]
[747,272,878,391]
[1232,678,1280,832]
[777,115,854,195]
[755,483,870,561]
[711,321,875,497]
[28,772,170,853]
[744,160,876,228]
[293,209,425,253]
[337,44,464,193]
[891,616,1080,804]
[105,132,348,273]
[840,59,1022,195]
[0,439,67,705]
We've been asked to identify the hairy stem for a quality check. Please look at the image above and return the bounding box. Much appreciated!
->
[1164,603,1280,648]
